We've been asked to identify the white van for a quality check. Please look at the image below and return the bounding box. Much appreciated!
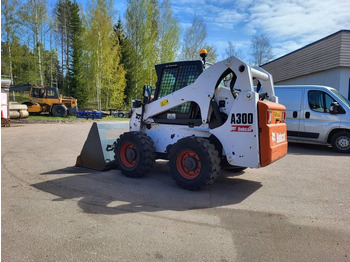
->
[274,85,350,153]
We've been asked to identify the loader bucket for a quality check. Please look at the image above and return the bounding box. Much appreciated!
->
[76,122,128,171]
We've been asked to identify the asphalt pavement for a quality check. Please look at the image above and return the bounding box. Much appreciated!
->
[1,121,349,261]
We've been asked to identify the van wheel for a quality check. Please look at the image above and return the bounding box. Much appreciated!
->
[331,131,350,153]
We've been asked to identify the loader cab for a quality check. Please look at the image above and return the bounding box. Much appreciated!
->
[31,87,59,99]
[152,60,204,126]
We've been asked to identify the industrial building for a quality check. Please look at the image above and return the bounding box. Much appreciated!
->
[262,30,350,100]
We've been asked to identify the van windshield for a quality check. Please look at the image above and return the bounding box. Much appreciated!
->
[330,89,350,108]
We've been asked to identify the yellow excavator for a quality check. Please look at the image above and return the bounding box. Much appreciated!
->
[9,85,77,117]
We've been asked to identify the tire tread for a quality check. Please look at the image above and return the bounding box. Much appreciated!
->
[114,131,156,177]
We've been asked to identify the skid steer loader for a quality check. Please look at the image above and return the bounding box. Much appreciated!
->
[78,51,288,190]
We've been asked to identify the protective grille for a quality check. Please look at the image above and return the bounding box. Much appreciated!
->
[158,64,201,113]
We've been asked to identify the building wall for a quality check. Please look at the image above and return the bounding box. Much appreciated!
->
[340,31,350,66]
[274,67,350,98]
[261,31,350,100]
[262,31,348,82]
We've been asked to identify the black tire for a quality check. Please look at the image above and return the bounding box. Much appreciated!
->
[118,113,124,118]
[168,137,221,190]
[114,131,156,177]
[52,104,68,117]
[331,131,350,153]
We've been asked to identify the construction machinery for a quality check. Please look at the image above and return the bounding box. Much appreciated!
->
[77,51,288,190]
[9,84,77,117]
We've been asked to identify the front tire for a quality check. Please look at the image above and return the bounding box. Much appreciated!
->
[168,137,221,190]
[114,132,156,177]
[331,131,350,153]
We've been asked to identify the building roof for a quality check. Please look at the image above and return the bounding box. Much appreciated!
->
[261,30,350,82]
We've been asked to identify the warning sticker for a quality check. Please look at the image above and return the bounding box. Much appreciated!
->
[160,99,169,107]
[273,111,281,119]
[231,125,253,132]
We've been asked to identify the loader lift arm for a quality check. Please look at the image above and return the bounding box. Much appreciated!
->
[140,56,278,126]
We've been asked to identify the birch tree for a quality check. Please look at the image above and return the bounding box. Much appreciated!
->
[179,16,217,61]
[250,34,274,66]
[158,0,180,63]
[55,0,72,93]
[1,0,22,84]
[125,0,159,98]
[21,0,47,85]
[179,16,206,61]
[85,0,126,110]
[224,41,244,60]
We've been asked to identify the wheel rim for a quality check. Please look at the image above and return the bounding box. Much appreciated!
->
[176,150,201,179]
[336,136,350,150]
[120,142,137,168]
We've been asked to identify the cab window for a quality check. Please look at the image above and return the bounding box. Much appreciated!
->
[32,88,44,98]
[308,91,335,113]
[46,89,56,98]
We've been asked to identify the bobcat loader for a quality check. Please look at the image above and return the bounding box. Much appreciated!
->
[77,51,288,190]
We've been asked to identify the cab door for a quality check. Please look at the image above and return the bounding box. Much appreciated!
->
[300,90,341,143]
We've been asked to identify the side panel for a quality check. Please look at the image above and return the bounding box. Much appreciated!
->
[258,101,288,167]
[210,92,261,168]
[275,87,303,140]
[27,103,42,113]
[144,124,211,153]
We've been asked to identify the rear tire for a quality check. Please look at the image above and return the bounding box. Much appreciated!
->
[168,137,221,190]
[114,131,156,177]
[331,131,350,153]
[52,104,68,117]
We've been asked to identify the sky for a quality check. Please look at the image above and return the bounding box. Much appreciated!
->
[74,0,350,62]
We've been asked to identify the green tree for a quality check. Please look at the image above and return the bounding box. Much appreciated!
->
[85,0,126,110]
[68,2,88,107]
[114,19,136,106]
[202,44,218,63]
[20,0,47,85]
[1,0,22,83]
[125,0,159,98]
[55,0,72,93]
[158,0,180,63]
